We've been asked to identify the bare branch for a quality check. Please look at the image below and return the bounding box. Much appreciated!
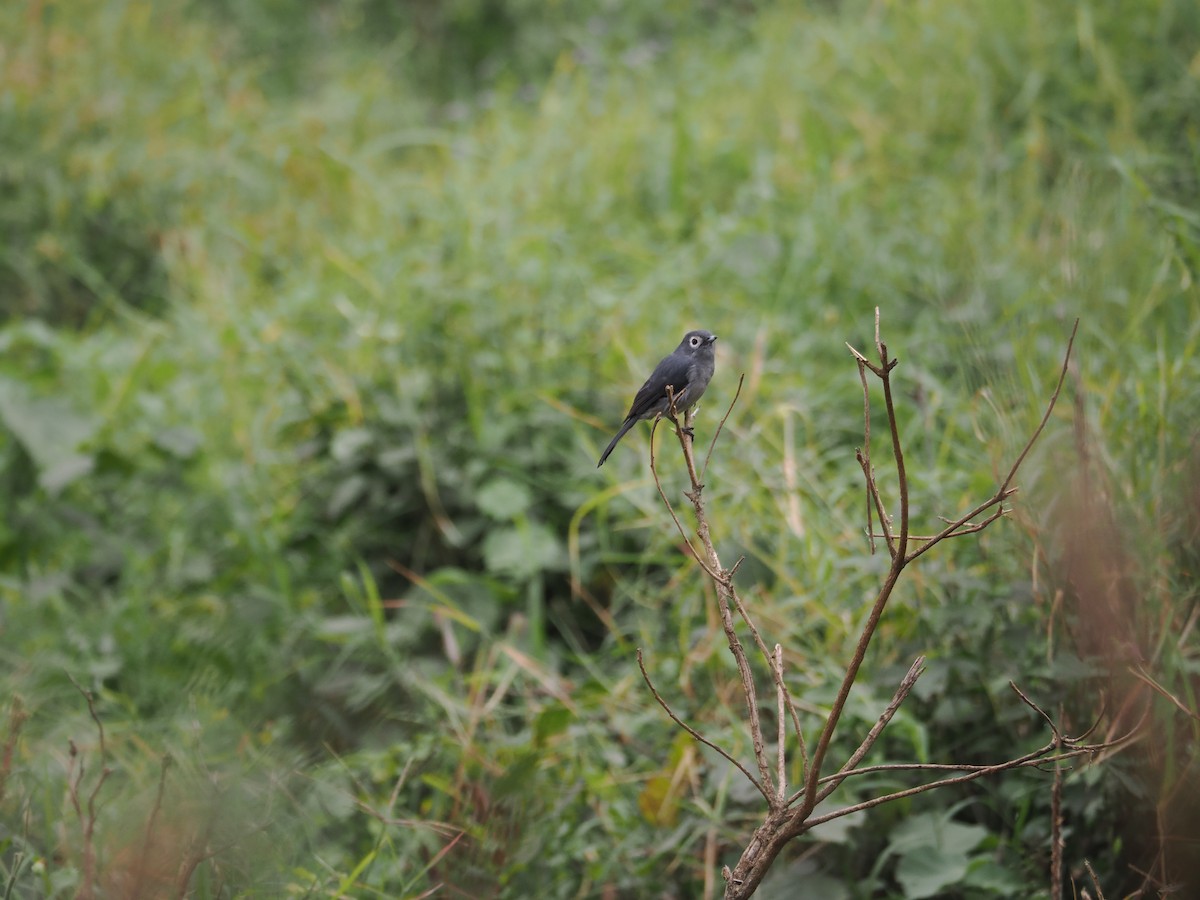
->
[774,646,786,803]
[629,315,1103,899]
[803,725,1144,831]
[704,373,745,478]
[1069,701,1109,744]
[67,674,113,900]
[1051,720,1064,900]
[800,318,910,820]
[1010,681,1063,745]
[655,387,777,799]
[68,675,107,759]
[845,342,870,366]
[649,416,722,581]
[848,353,887,557]
[810,656,926,806]
[904,319,1080,567]
[638,649,770,803]
[716,317,1091,898]
[998,319,1080,495]
[728,587,807,758]
[879,336,910,559]
[1129,664,1200,723]
[1084,860,1108,900]
[804,729,1135,785]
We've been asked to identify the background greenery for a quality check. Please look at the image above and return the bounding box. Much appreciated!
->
[1,0,1197,896]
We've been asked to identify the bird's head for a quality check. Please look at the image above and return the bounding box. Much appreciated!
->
[680,329,718,356]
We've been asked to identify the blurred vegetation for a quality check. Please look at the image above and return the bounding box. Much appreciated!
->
[0,0,1197,896]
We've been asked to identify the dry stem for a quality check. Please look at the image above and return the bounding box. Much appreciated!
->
[632,315,1131,899]
[67,675,113,900]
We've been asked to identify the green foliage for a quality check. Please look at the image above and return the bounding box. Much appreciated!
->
[0,0,1197,896]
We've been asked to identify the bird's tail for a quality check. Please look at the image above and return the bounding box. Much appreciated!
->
[597,419,637,467]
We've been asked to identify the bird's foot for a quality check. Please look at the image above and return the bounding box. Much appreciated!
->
[680,426,695,439]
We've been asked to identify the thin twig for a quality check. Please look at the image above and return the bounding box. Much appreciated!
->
[812,656,926,805]
[637,649,770,803]
[878,337,909,561]
[728,588,807,759]
[904,319,1079,567]
[1010,681,1063,745]
[810,758,1071,781]
[799,724,1138,787]
[666,385,701,491]
[67,675,107,759]
[1070,702,1109,744]
[704,374,745,479]
[802,726,1144,830]
[848,350,891,557]
[649,416,722,581]
[999,319,1081,495]
[1050,707,1065,900]
[1129,664,1200,723]
[1084,860,1107,900]
[774,646,786,803]
[135,754,174,900]
[68,675,113,900]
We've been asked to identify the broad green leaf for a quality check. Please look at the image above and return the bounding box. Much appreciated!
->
[0,376,98,492]
[330,427,374,463]
[153,425,202,459]
[534,703,573,745]
[477,478,533,520]
[888,811,990,899]
[482,523,564,577]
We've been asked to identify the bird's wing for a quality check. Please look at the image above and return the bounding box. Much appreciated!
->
[626,352,693,419]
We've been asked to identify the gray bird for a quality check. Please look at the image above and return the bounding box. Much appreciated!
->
[597,329,718,467]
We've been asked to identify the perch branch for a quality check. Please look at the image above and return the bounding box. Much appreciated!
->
[649,415,722,582]
[663,387,776,796]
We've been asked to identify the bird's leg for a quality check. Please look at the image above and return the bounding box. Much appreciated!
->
[665,386,693,439]
[681,404,697,439]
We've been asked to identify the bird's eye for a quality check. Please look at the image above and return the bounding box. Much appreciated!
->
[690,337,701,347]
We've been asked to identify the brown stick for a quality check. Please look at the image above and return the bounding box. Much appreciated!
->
[637,649,770,803]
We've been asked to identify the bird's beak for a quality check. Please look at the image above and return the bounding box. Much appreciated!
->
[707,335,718,345]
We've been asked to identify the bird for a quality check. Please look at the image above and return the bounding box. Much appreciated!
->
[597,329,718,467]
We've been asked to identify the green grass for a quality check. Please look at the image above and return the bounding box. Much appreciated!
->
[1,0,1197,896]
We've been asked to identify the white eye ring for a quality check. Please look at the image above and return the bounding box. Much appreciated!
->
[690,336,701,347]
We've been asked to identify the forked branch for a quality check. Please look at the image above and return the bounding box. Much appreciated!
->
[634,315,1123,900]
